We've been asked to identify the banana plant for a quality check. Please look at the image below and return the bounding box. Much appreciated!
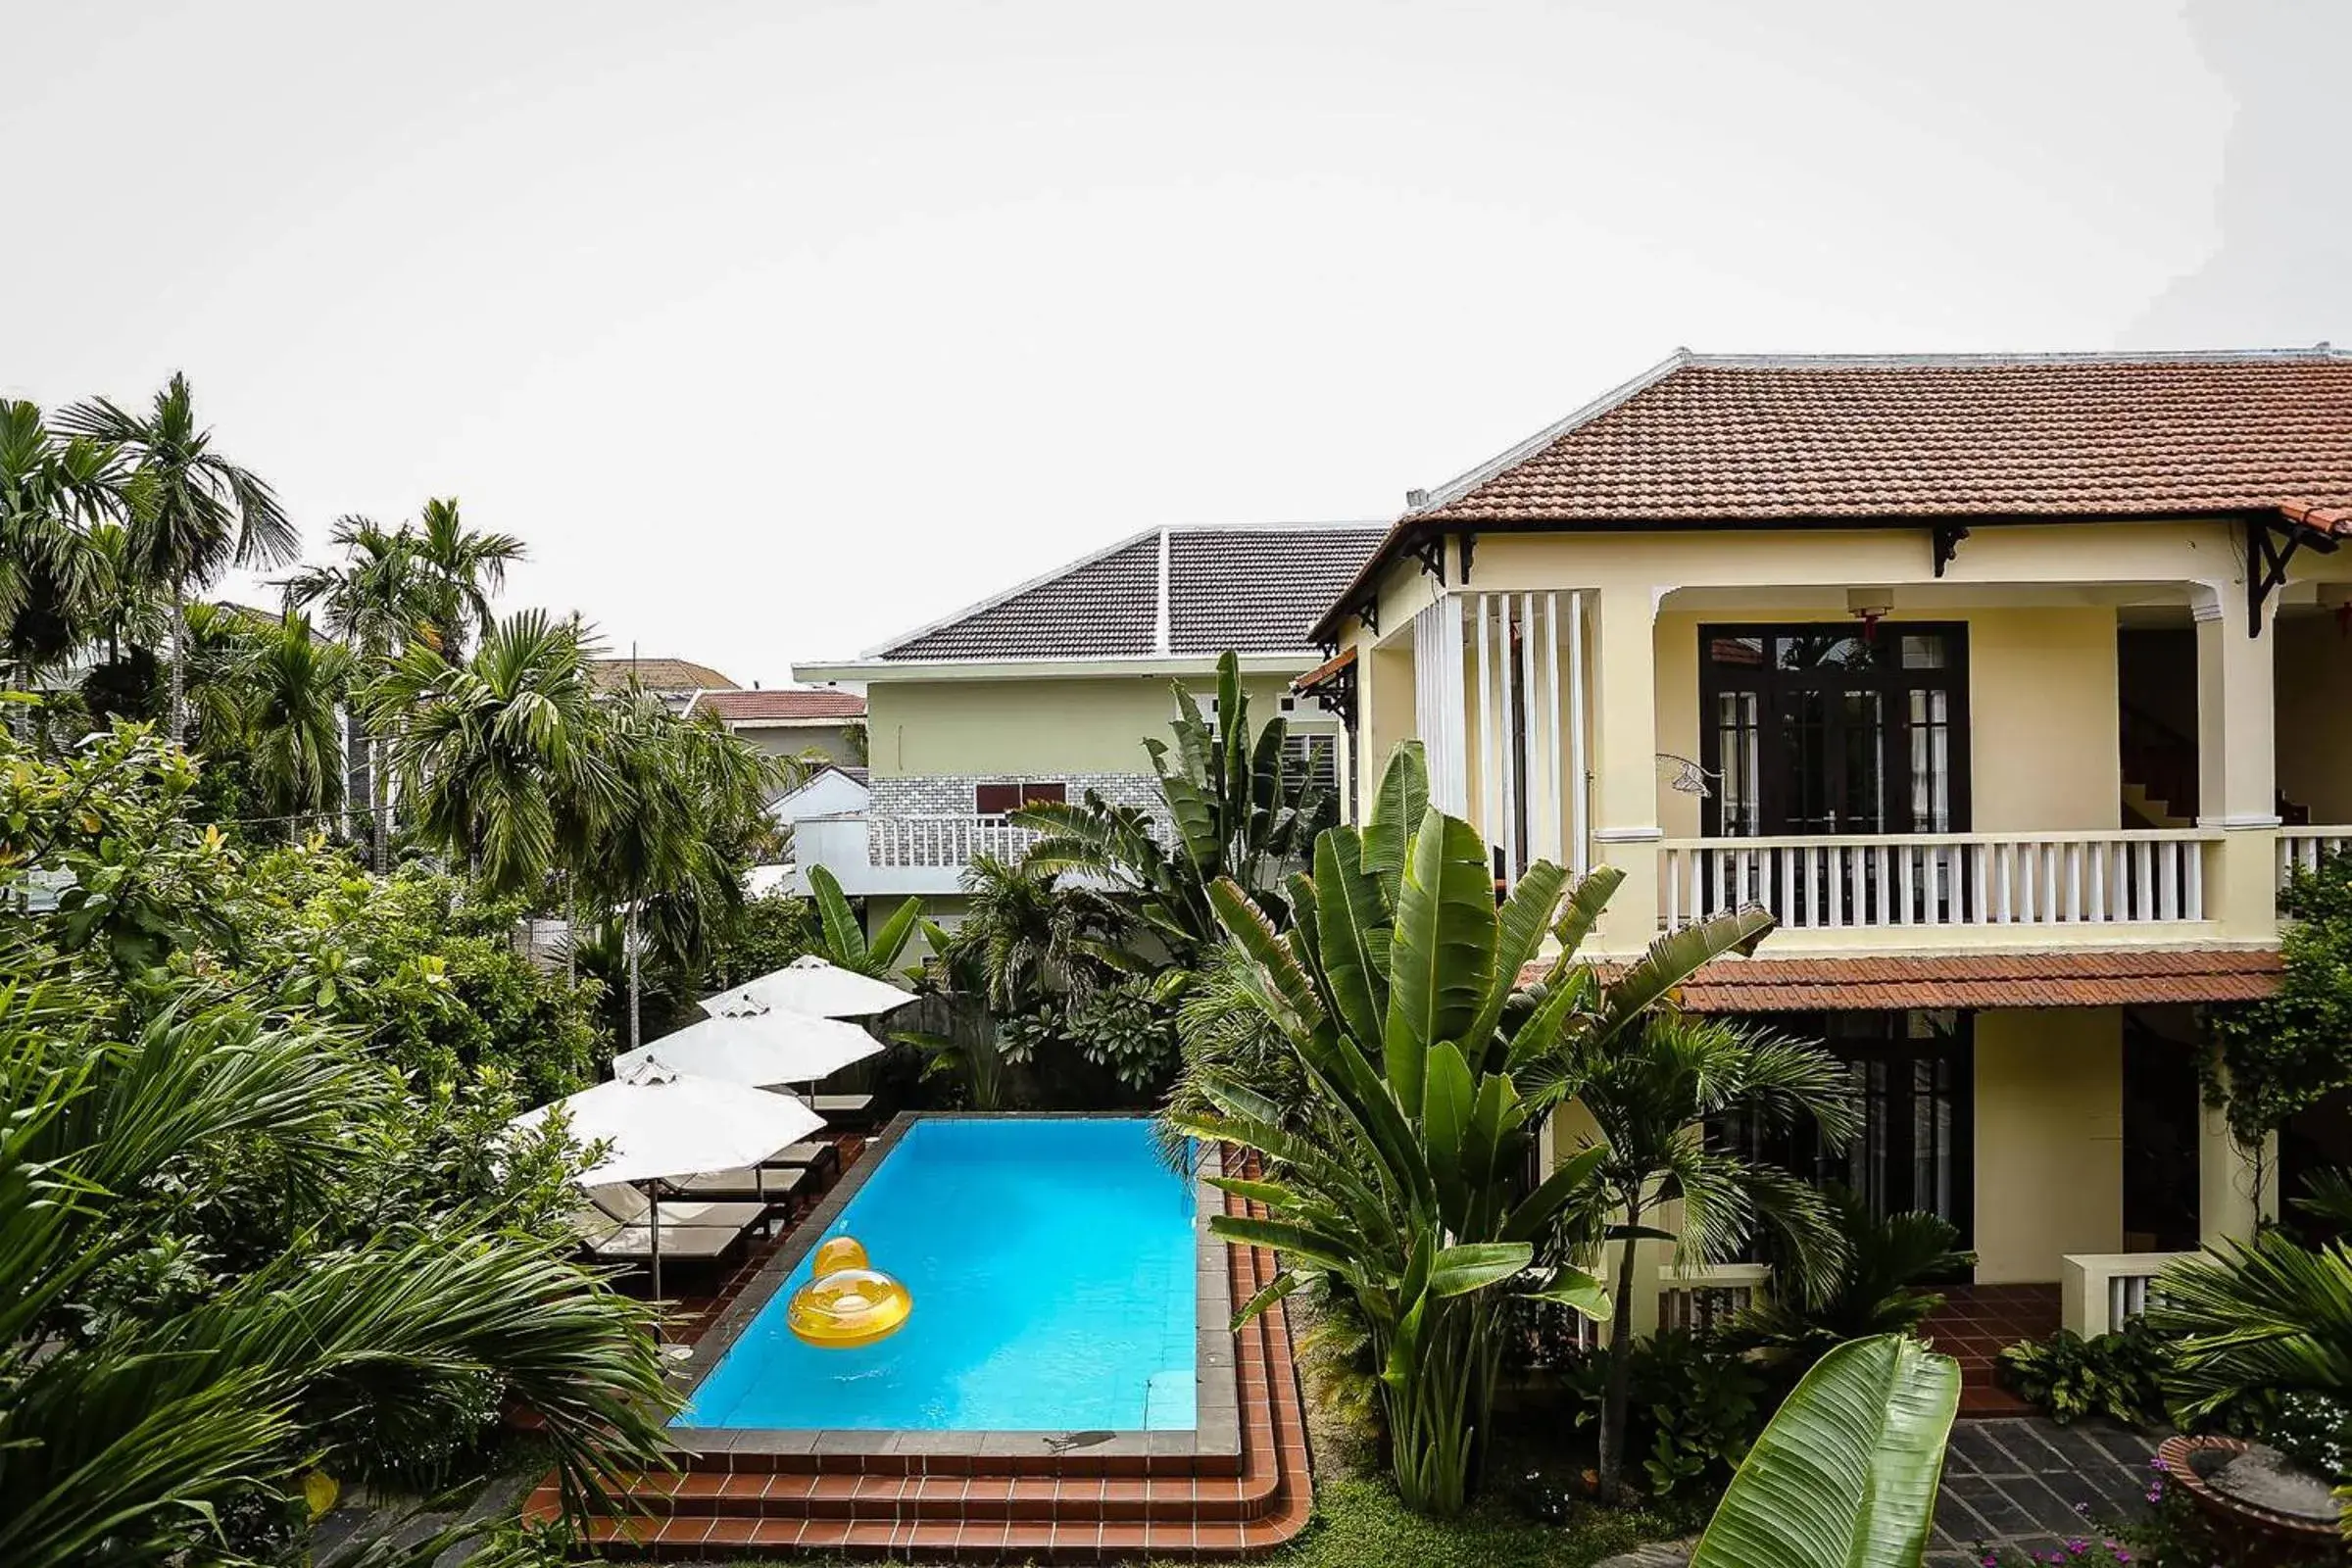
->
[804,863,922,981]
[1181,742,1779,1515]
[1689,1334,1961,1568]
[1016,649,1332,960]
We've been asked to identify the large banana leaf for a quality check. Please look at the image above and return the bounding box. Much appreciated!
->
[1689,1334,1960,1568]
[1360,741,1429,904]
[1313,827,1393,1047]
[1382,809,1495,1115]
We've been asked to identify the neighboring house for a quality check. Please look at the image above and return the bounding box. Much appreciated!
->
[770,762,870,826]
[684,687,867,776]
[791,521,1388,912]
[587,656,737,712]
[1300,347,2352,1335]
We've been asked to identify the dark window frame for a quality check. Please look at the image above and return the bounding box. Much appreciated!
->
[973,781,1066,817]
[1696,621,1973,838]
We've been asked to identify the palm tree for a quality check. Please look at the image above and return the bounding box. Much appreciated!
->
[55,374,298,741]
[237,612,357,833]
[0,401,121,710]
[590,690,781,1048]
[1543,1012,1860,1502]
[408,497,525,664]
[282,515,429,863]
[945,853,1137,1012]
[367,610,615,899]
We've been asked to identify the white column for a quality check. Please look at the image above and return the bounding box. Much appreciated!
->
[2199,1057,2280,1246]
[1414,596,1469,816]
[2192,585,2280,941]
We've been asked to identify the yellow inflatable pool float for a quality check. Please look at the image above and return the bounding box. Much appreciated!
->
[787,1236,911,1348]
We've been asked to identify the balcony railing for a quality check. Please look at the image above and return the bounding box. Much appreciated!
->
[1658,829,2219,932]
[2280,827,2352,886]
[1657,1260,1773,1334]
[2062,1251,2194,1338]
[868,814,1045,869]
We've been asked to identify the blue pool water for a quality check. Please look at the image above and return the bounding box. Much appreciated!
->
[676,1117,1198,1432]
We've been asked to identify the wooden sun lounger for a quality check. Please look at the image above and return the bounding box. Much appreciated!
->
[666,1161,819,1205]
[810,1094,877,1130]
[578,1219,748,1264]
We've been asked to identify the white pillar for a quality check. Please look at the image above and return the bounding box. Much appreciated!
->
[2199,1057,2280,1246]
[2192,585,2280,941]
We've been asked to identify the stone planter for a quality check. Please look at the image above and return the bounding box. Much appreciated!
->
[2155,1433,2342,1559]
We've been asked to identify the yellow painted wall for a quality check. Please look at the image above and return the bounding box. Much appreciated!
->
[2276,615,2352,824]
[1974,1007,2124,1283]
[864,673,1301,777]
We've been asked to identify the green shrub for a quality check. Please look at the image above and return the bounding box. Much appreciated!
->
[1996,1318,2172,1426]
[1562,1330,1770,1497]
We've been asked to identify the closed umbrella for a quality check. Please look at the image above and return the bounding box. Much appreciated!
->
[612,1007,883,1088]
[511,1058,823,1303]
[702,955,911,1020]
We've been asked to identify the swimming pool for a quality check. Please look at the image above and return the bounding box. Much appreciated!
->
[676,1116,1200,1432]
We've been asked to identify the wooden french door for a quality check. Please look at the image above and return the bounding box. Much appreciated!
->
[1698,623,1972,839]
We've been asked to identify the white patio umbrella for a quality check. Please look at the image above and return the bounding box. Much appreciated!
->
[702,955,912,1020]
[612,1007,884,1088]
[511,1058,823,1303]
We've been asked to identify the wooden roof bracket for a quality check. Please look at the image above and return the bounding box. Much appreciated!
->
[1308,658,1357,730]
[1406,530,1446,582]
[2248,514,2339,636]
[1932,522,1970,577]
[1456,529,1477,583]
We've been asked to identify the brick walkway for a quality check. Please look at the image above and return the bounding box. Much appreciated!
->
[1918,1283,2061,1416]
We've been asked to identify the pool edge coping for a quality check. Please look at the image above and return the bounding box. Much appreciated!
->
[662,1110,1240,1469]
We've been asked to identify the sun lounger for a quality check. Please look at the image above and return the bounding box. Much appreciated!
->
[584,1183,770,1234]
[810,1094,877,1130]
[576,1216,748,1265]
[666,1161,819,1205]
[769,1140,842,1179]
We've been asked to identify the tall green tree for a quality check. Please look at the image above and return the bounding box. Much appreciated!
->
[590,688,781,1047]
[236,612,357,833]
[0,400,121,706]
[367,609,615,899]
[1544,1013,1858,1502]
[56,374,299,740]
[281,515,428,859]
[407,498,525,665]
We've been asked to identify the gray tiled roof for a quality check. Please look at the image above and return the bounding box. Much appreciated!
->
[873,525,1385,662]
[1169,528,1387,653]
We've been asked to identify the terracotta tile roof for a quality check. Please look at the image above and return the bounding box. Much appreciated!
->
[1292,645,1356,693]
[1316,349,2352,639]
[690,688,865,723]
[872,524,1386,662]
[588,658,736,693]
[1538,948,2284,1012]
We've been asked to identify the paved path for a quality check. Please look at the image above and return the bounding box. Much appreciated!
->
[1596,1416,2158,1568]
[1928,1417,2157,1566]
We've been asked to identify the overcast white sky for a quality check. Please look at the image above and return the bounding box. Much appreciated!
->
[4,0,2345,684]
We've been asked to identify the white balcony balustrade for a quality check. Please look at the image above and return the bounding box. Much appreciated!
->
[1659,830,2220,932]
[2062,1251,2195,1339]
[868,813,1047,869]
[2279,826,2352,885]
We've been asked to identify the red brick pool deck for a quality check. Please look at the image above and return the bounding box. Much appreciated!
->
[525,1147,1312,1560]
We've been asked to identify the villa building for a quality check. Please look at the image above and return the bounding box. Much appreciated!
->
[683,686,868,779]
[1298,348,2352,1339]
[791,521,1385,911]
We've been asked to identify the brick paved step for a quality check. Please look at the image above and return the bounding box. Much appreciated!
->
[604,1467,1284,1524]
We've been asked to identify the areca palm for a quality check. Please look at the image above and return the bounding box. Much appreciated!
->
[55,374,298,740]
[947,853,1138,1012]
[282,515,431,862]
[0,400,122,701]
[367,610,615,899]
[237,612,357,832]
[408,498,525,664]
[590,690,782,1046]
[1541,1012,1859,1502]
